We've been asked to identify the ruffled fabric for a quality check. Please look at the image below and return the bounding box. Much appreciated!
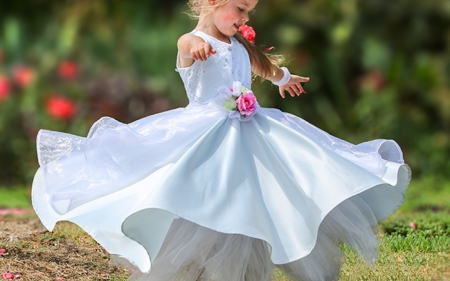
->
[32,27,411,281]
[32,101,410,281]
[112,196,379,281]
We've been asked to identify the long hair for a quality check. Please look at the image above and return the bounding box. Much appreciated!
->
[187,0,283,79]
[233,32,283,79]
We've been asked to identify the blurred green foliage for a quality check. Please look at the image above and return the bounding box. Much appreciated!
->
[0,0,449,186]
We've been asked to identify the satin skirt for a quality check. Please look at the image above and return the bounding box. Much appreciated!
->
[32,102,411,281]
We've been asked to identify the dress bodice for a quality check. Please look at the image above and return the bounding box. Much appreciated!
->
[176,30,252,104]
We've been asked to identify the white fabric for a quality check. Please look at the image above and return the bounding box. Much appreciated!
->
[272,66,291,86]
[177,30,252,104]
[32,31,411,281]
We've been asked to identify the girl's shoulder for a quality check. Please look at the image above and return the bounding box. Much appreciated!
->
[191,30,233,45]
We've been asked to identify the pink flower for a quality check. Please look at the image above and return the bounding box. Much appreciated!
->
[58,60,78,80]
[409,222,417,229]
[0,75,11,102]
[46,96,77,120]
[13,67,34,88]
[239,25,256,44]
[236,93,257,115]
[56,278,65,280]
[14,275,21,279]
[2,272,14,279]
[0,249,5,256]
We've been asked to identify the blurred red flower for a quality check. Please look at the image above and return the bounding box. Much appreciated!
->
[239,25,256,44]
[13,66,34,88]
[58,60,79,79]
[46,96,77,120]
[360,70,386,92]
[0,75,11,102]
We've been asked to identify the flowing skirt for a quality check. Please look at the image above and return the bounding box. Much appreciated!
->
[32,102,411,281]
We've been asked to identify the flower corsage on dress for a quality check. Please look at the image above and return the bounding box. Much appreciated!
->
[217,81,259,121]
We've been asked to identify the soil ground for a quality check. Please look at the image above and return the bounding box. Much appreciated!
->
[0,212,129,281]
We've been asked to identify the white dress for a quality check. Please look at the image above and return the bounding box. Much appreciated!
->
[32,30,411,281]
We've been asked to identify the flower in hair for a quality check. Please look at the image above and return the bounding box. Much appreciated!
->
[239,25,256,44]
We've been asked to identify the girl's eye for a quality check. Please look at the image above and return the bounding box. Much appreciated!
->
[238,7,244,12]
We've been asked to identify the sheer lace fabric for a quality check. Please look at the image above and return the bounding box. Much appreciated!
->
[32,30,411,281]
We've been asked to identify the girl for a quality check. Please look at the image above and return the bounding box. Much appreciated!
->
[32,0,411,280]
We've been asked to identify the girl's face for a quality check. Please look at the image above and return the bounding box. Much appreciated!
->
[211,0,258,38]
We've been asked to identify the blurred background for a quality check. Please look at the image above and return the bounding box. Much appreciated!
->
[0,0,449,189]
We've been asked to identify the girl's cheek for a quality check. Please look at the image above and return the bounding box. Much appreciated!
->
[220,12,236,23]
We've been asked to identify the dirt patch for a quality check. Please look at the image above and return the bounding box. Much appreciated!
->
[0,213,130,280]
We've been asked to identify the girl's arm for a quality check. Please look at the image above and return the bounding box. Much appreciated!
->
[254,65,310,99]
[177,34,217,68]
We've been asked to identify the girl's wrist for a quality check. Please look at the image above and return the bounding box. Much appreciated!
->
[272,67,291,87]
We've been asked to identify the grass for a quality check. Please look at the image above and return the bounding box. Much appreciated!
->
[1,176,450,280]
[0,187,31,209]
[338,212,450,280]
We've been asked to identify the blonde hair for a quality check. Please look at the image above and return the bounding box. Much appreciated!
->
[186,0,283,79]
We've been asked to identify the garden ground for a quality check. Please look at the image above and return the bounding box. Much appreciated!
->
[1,177,449,280]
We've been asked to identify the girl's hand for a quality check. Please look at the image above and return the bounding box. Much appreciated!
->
[178,34,216,67]
[279,75,310,99]
[190,42,217,61]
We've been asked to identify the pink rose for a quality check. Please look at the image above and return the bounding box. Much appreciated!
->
[236,93,257,116]
[239,25,256,44]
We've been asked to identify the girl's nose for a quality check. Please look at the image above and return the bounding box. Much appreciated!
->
[242,13,249,22]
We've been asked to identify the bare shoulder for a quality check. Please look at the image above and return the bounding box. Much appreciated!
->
[177,33,206,68]
[177,33,204,53]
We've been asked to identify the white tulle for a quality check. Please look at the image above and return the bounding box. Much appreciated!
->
[32,29,411,281]
[110,196,379,281]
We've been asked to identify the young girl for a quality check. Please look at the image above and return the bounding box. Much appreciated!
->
[32,0,411,280]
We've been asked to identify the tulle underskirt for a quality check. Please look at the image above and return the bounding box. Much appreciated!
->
[32,103,411,281]
[112,195,378,281]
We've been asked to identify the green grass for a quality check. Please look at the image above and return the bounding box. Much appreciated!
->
[338,210,450,280]
[1,176,450,280]
[0,187,31,209]
[399,175,450,212]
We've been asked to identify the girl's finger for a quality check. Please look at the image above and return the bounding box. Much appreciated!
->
[204,45,213,59]
[279,88,286,99]
[293,84,301,96]
[299,84,307,94]
[199,51,207,61]
[299,77,310,82]
[287,87,295,97]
